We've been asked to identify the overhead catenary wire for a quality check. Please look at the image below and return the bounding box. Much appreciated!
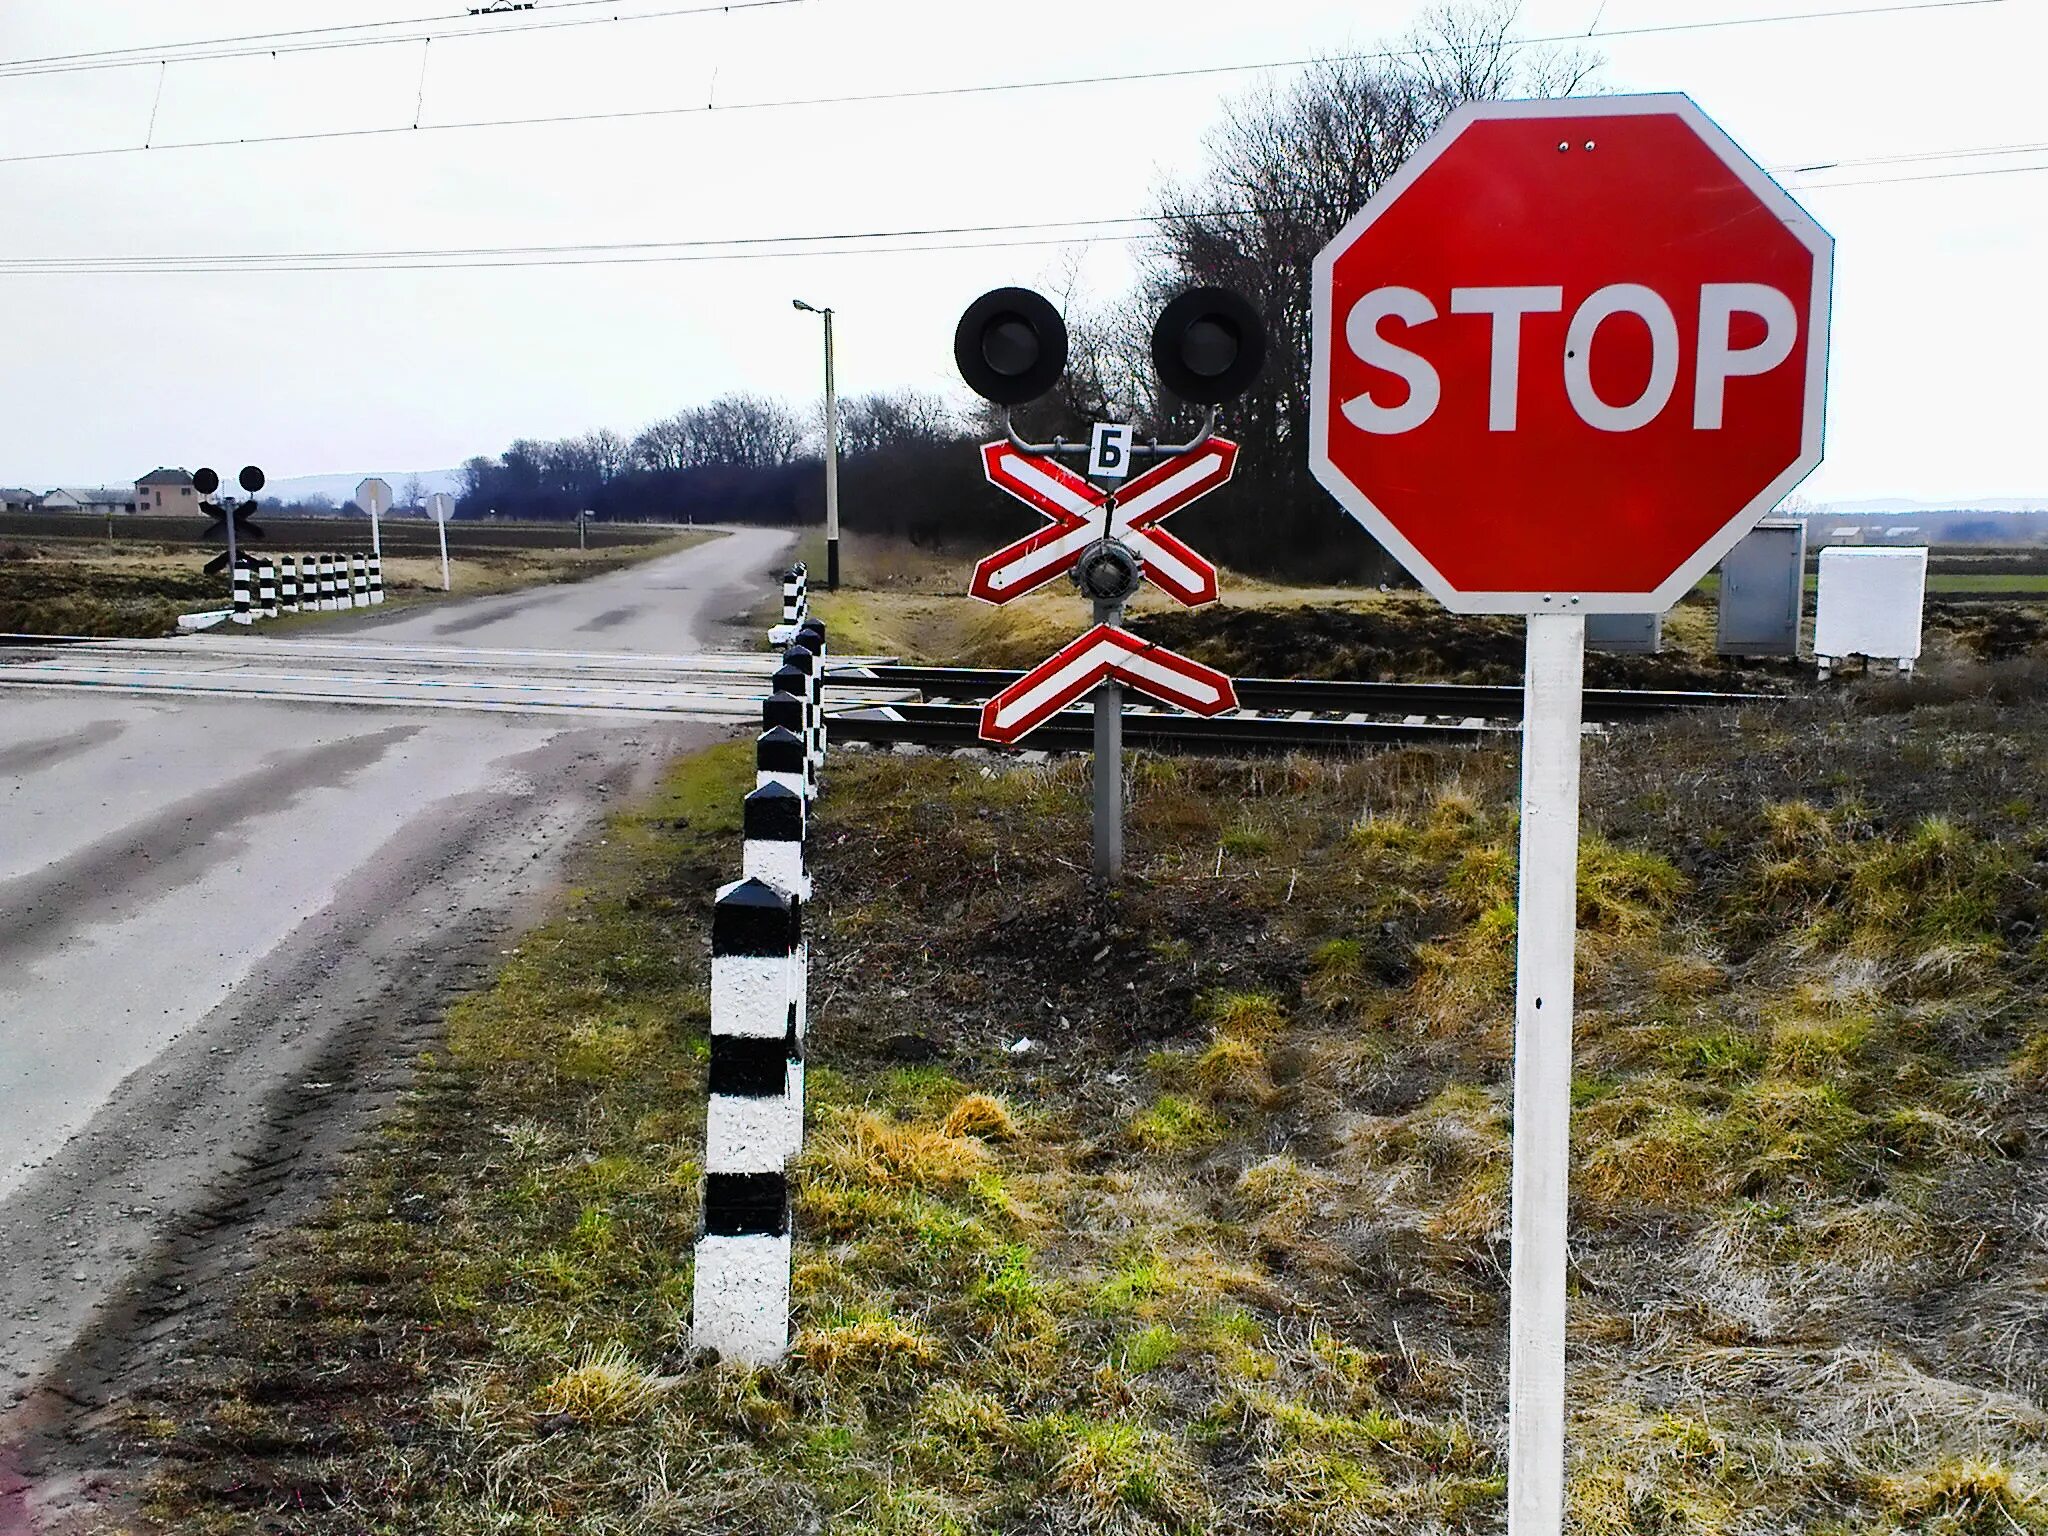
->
[0,0,802,82]
[0,231,1163,277]
[0,0,2014,169]
[3,135,2045,278]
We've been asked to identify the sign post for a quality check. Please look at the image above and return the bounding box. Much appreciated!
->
[355,477,392,559]
[428,492,455,590]
[968,438,1243,877]
[951,284,1266,879]
[195,465,266,578]
[1308,94,1831,1535]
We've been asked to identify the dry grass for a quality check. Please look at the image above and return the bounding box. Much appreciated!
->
[0,527,711,636]
[122,684,2048,1534]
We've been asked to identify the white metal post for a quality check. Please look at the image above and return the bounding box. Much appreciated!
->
[823,307,840,592]
[437,517,451,590]
[1507,612,1585,1536]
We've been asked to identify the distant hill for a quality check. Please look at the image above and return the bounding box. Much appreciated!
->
[1803,506,2048,546]
[266,469,463,508]
[1818,496,2048,515]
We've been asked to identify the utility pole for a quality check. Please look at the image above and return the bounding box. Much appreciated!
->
[793,298,840,590]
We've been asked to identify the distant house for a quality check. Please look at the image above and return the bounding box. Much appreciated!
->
[135,466,198,513]
[0,488,37,512]
[41,487,136,515]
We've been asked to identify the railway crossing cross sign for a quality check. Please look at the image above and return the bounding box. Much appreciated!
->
[953,282,1266,877]
[978,624,1237,746]
[1309,95,1832,1536]
[971,439,1239,608]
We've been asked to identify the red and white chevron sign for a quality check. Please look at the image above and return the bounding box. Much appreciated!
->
[978,624,1239,746]
[969,439,1239,606]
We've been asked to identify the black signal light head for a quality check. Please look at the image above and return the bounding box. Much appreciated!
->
[193,466,221,496]
[239,465,266,494]
[953,286,1068,406]
[1152,286,1266,405]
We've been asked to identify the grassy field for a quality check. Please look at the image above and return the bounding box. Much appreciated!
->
[0,519,711,638]
[117,667,2048,1533]
[786,532,2048,691]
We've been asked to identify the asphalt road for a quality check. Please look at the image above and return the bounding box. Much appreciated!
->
[0,526,793,1417]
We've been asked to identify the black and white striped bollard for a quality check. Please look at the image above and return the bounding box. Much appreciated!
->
[782,565,804,628]
[369,551,384,605]
[743,780,809,901]
[257,557,279,619]
[280,555,299,614]
[743,780,809,1159]
[762,693,814,801]
[772,660,818,784]
[783,644,827,776]
[350,554,368,607]
[232,559,253,625]
[692,877,800,1364]
[756,725,808,802]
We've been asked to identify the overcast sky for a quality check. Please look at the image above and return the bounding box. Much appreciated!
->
[2,0,2042,504]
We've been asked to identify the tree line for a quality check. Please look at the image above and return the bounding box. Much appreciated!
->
[452,5,1591,582]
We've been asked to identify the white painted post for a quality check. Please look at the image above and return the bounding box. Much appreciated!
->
[1507,612,1585,1536]
[741,781,810,1161]
[693,877,799,1364]
[429,493,454,591]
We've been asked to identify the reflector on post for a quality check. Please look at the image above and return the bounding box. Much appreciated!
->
[1151,287,1266,405]
[953,287,1068,405]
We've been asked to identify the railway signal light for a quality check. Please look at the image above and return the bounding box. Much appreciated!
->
[1151,286,1267,405]
[953,287,1068,406]
[197,464,266,576]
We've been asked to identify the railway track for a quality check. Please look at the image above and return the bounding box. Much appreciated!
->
[0,637,1773,747]
[823,664,1772,754]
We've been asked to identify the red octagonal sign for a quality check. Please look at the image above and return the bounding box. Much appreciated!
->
[1310,94,1832,614]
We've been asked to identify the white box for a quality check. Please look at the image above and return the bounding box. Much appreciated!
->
[1814,546,1927,668]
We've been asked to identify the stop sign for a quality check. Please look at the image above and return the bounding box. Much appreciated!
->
[1309,94,1831,614]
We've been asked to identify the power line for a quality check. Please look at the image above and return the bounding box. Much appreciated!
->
[6,144,2045,278]
[0,213,1181,268]
[0,0,795,81]
[1778,137,2048,173]
[1789,157,2048,189]
[0,0,2012,170]
[0,230,1157,277]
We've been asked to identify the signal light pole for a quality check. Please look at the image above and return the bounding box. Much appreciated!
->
[792,298,839,591]
[952,285,1265,881]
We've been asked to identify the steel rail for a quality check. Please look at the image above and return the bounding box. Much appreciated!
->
[823,663,1772,721]
[828,703,1505,755]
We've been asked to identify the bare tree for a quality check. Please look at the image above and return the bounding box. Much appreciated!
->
[1120,3,1596,459]
[399,474,427,513]
[836,389,959,457]
[586,428,630,483]
[685,394,803,468]
[632,413,692,472]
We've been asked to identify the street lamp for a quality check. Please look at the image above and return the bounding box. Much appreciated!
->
[792,297,840,590]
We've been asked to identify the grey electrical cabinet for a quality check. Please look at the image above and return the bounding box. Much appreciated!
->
[1586,611,1662,653]
[1717,520,1807,656]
